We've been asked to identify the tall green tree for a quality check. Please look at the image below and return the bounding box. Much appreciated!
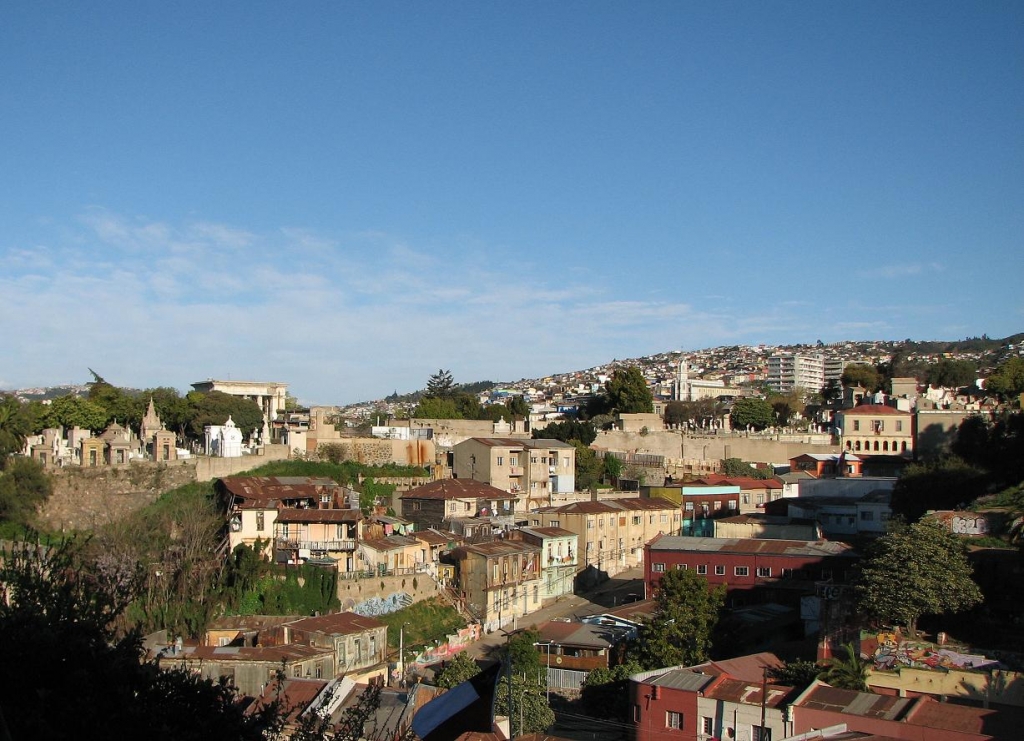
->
[856,520,982,638]
[635,567,726,669]
[573,441,603,492]
[532,419,597,446]
[579,660,643,720]
[729,397,775,431]
[927,359,977,389]
[43,394,110,431]
[0,395,33,462]
[602,366,654,414]
[413,396,463,419]
[186,391,264,439]
[985,357,1024,400]
[841,363,882,393]
[425,369,456,399]
[890,456,987,522]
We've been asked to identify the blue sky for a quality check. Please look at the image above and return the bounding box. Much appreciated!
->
[2,2,1022,404]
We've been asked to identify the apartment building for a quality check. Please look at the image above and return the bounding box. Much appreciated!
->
[452,437,576,510]
[518,526,579,601]
[400,478,519,531]
[452,540,543,632]
[766,352,825,393]
[531,497,680,577]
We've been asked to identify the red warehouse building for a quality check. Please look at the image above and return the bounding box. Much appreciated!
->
[644,535,859,601]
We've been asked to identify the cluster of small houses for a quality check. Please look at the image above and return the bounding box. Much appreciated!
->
[17,377,1023,740]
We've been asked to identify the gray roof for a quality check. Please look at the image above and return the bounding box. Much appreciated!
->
[649,669,716,692]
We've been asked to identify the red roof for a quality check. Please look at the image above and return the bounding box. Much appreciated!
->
[286,611,384,635]
[401,479,510,500]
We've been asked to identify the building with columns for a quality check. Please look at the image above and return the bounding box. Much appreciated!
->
[191,379,289,443]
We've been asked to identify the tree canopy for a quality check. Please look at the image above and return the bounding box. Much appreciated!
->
[425,369,456,398]
[186,390,265,438]
[602,366,654,414]
[532,419,597,446]
[729,397,775,431]
[856,520,982,638]
[927,358,977,389]
[985,357,1024,400]
[841,363,882,393]
[0,537,281,740]
[43,394,110,431]
[434,650,481,689]
[720,457,774,480]
[0,394,34,461]
[635,567,726,669]
[663,399,723,429]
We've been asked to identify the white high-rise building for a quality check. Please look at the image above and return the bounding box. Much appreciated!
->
[767,353,825,393]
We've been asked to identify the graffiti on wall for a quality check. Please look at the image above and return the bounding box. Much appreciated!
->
[346,591,414,617]
[863,631,998,672]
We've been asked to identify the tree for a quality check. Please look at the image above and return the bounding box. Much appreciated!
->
[579,659,643,720]
[495,630,553,737]
[635,567,726,669]
[573,441,603,492]
[890,456,986,522]
[435,651,481,689]
[0,457,52,530]
[856,520,982,638]
[0,537,281,739]
[720,457,773,480]
[0,394,33,462]
[186,391,264,439]
[603,453,622,484]
[819,643,869,691]
[841,363,882,393]
[927,359,977,389]
[985,357,1024,400]
[532,419,597,446]
[43,393,109,431]
[729,397,775,431]
[602,366,654,414]
[663,399,723,429]
[425,369,456,399]
[768,659,822,689]
[768,390,803,426]
[413,396,463,419]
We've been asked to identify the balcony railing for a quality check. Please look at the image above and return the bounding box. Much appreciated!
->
[508,466,524,476]
[277,538,357,552]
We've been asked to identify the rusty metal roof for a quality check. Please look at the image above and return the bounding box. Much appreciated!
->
[401,479,510,500]
[649,535,857,558]
[286,611,384,635]
[275,508,361,523]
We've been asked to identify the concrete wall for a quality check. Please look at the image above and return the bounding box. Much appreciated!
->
[336,571,441,613]
[40,460,199,531]
[313,438,434,468]
[596,429,839,466]
[194,444,290,482]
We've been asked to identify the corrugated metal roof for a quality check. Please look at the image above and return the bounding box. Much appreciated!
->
[649,535,857,558]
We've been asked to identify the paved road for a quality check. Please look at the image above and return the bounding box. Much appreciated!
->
[464,567,647,660]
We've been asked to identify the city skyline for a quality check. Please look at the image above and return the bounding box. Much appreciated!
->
[2,3,1022,404]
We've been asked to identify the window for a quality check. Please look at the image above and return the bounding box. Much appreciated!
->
[449,502,457,512]
[741,493,750,504]
[713,501,722,510]
[735,566,749,577]
[896,420,903,432]
[632,516,641,525]
[256,512,265,532]
[563,456,570,468]
[633,705,641,722]
[510,456,518,466]
[702,717,714,735]
[697,564,707,575]
[756,566,771,577]
[861,511,874,521]
[494,592,500,610]
[756,494,765,504]
[684,502,694,511]
[550,520,560,528]
[588,520,594,529]
[337,523,346,539]
[676,563,687,570]
[497,456,504,466]
[666,711,682,730]
[531,519,540,526]
[715,565,725,576]
[728,500,737,510]
[653,563,666,572]
[599,519,604,529]
[531,456,538,463]
[752,725,766,741]
[660,514,668,523]
[853,420,860,432]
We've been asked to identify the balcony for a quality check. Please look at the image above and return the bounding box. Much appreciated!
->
[277,538,357,552]
[508,466,524,476]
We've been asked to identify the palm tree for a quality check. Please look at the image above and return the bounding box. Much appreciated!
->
[0,395,31,464]
[820,642,870,691]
